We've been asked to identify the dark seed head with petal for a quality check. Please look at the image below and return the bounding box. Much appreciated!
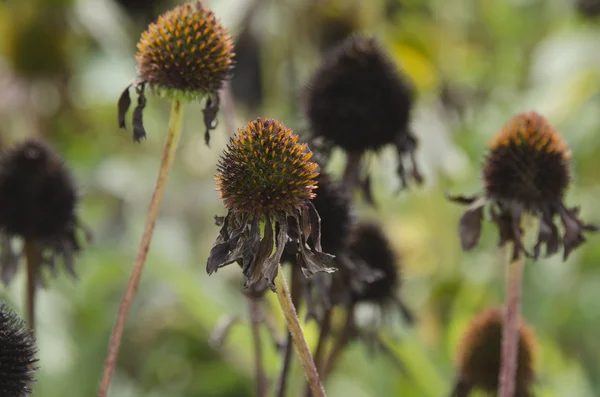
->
[484,111,570,209]
[306,35,414,153]
[0,139,76,241]
[216,118,319,217]
[136,0,234,99]
[454,308,536,397]
[0,303,38,396]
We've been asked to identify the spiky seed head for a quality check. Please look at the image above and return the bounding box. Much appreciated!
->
[0,303,38,396]
[0,139,77,241]
[135,0,234,100]
[350,223,400,304]
[306,35,414,152]
[457,308,536,396]
[484,111,571,209]
[216,118,319,216]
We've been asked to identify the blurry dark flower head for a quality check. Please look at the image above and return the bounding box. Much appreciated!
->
[0,139,88,283]
[449,111,597,260]
[118,0,235,144]
[230,27,264,113]
[576,0,600,18]
[305,35,422,191]
[348,223,414,324]
[0,302,38,396]
[207,118,335,290]
[451,307,536,397]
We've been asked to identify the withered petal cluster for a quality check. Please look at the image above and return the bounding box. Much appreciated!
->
[118,0,234,144]
[0,302,38,396]
[207,118,335,290]
[451,307,536,397]
[449,111,597,260]
[0,139,89,284]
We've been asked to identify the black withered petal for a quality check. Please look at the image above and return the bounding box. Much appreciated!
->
[449,112,597,260]
[202,94,220,147]
[305,35,414,153]
[132,83,147,143]
[0,303,38,396]
[117,84,132,129]
[395,132,424,190]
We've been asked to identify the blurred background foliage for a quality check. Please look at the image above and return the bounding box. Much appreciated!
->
[1,0,600,396]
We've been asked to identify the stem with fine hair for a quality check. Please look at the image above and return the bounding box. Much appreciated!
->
[275,265,302,397]
[498,244,525,397]
[98,100,184,397]
[24,240,41,334]
[247,296,267,397]
[274,265,326,397]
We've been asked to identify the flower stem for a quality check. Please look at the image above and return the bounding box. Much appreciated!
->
[304,309,331,397]
[275,265,302,397]
[322,305,354,379]
[498,244,525,397]
[24,240,41,334]
[274,265,326,397]
[98,100,184,397]
[246,296,267,397]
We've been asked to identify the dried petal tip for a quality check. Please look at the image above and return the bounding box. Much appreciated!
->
[207,118,335,289]
[216,118,319,216]
[449,112,596,260]
[118,0,234,143]
[453,308,536,397]
[0,303,38,396]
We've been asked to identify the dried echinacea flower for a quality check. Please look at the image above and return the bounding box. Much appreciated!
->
[450,308,536,397]
[207,118,333,396]
[207,118,335,289]
[0,139,89,330]
[0,302,39,396]
[305,35,422,198]
[449,111,597,260]
[118,0,234,143]
[349,223,414,324]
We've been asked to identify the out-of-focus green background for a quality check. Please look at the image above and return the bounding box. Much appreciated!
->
[1,0,600,396]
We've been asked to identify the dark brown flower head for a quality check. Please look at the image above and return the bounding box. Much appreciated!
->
[449,111,597,260]
[0,139,89,283]
[576,0,600,18]
[0,302,38,396]
[349,223,414,323]
[450,308,536,397]
[118,0,235,144]
[207,118,335,290]
[305,35,423,195]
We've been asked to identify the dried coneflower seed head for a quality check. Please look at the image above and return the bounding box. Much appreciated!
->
[0,139,76,241]
[484,112,570,209]
[118,0,234,143]
[306,35,414,153]
[350,223,413,323]
[0,303,38,396]
[455,308,536,397]
[135,0,234,99]
[216,118,319,216]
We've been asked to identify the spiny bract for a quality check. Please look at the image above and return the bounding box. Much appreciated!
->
[136,0,234,99]
[216,118,319,216]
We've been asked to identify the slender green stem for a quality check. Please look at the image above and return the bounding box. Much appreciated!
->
[274,265,326,397]
[98,100,184,397]
[24,240,41,334]
[275,265,302,397]
[322,305,354,379]
[498,244,525,397]
[246,296,267,397]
